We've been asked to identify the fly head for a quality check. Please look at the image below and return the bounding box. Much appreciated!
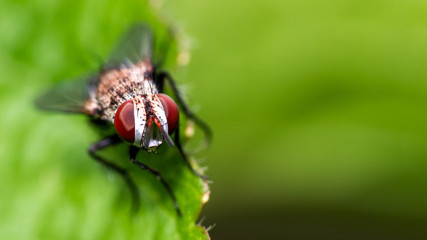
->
[114,94,179,150]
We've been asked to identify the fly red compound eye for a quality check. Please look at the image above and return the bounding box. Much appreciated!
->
[114,100,135,142]
[158,94,179,134]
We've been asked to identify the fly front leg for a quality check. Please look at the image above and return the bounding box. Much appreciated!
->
[174,118,209,180]
[157,71,212,146]
[129,146,182,216]
[157,71,211,180]
[88,135,140,212]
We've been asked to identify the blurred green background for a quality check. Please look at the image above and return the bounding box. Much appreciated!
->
[2,0,427,239]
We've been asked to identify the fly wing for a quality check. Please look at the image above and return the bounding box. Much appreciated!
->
[104,23,178,69]
[105,24,154,68]
[35,75,98,115]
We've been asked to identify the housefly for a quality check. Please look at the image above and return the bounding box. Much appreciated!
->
[36,24,211,216]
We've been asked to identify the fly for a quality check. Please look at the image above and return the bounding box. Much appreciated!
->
[36,24,211,216]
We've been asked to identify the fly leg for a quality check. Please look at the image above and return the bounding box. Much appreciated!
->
[157,71,212,145]
[88,135,140,212]
[174,118,209,180]
[157,71,211,180]
[129,146,182,216]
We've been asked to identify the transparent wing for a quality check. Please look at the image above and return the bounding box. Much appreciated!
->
[151,26,179,68]
[35,75,98,115]
[105,24,154,68]
[105,23,178,69]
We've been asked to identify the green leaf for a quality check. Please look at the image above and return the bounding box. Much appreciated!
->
[0,0,210,239]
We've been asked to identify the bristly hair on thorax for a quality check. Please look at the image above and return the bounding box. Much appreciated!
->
[85,60,157,122]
